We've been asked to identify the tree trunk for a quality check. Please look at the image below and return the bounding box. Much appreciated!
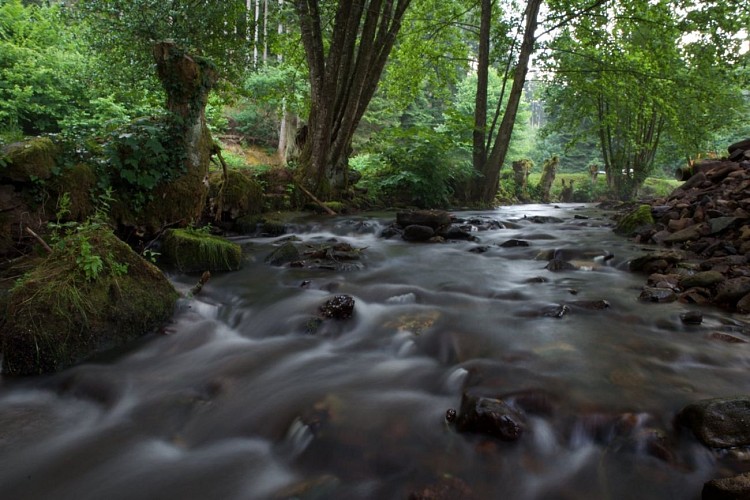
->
[468,0,542,206]
[144,42,218,230]
[294,0,412,199]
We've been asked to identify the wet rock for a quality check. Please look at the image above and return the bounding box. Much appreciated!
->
[680,271,725,289]
[469,245,491,254]
[455,393,525,441]
[379,225,402,239]
[629,250,686,273]
[408,476,475,500]
[663,223,707,244]
[318,295,355,320]
[402,224,435,242]
[639,287,677,303]
[525,215,564,224]
[678,396,750,448]
[615,204,655,236]
[265,241,301,266]
[545,258,577,272]
[438,226,474,240]
[703,472,750,500]
[500,239,530,248]
[708,332,748,343]
[736,293,750,314]
[396,210,452,230]
[567,299,611,310]
[544,304,570,318]
[716,277,750,306]
[679,311,703,325]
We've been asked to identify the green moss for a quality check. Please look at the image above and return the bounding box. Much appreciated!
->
[162,228,242,272]
[208,169,264,219]
[324,201,344,213]
[51,163,96,220]
[615,204,655,235]
[1,137,60,182]
[1,227,178,375]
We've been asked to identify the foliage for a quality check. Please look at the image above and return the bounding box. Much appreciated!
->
[543,0,749,200]
[352,126,473,208]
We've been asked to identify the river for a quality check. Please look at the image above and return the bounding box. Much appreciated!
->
[1,204,749,499]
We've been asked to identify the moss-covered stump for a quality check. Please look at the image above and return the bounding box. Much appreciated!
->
[208,169,264,220]
[0,137,60,182]
[615,204,654,236]
[162,228,242,272]
[1,227,178,376]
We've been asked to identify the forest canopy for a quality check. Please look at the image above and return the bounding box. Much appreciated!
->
[1,0,748,206]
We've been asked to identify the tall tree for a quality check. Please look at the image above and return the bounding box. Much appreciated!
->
[293,0,412,198]
[544,0,749,199]
[466,0,542,205]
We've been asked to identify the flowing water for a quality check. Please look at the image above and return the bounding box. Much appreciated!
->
[2,204,750,499]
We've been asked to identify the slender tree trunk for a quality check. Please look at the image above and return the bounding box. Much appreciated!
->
[294,0,412,199]
[468,0,542,205]
[472,0,491,176]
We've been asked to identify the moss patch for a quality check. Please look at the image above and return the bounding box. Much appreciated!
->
[162,228,242,272]
[1,137,60,182]
[50,163,97,220]
[1,227,178,376]
[615,204,654,236]
[208,169,264,219]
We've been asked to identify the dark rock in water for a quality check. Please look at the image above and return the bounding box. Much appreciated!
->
[408,476,474,500]
[544,304,570,318]
[639,287,677,303]
[456,393,525,441]
[319,295,355,320]
[736,293,750,314]
[525,215,564,224]
[567,299,611,310]
[265,241,301,266]
[680,311,703,325]
[379,224,402,239]
[526,276,549,284]
[545,258,577,271]
[703,472,750,500]
[402,224,435,242]
[678,396,750,448]
[396,210,451,230]
[500,239,530,248]
[469,245,491,254]
[708,331,748,344]
[439,225,474,240]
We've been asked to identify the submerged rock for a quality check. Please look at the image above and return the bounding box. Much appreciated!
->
[677,396,750,448]
[319,295,355,320]
[455,393,525,441]
[1,227,178,375]
[402,224,435,242]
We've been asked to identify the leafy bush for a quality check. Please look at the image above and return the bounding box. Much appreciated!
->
[353,127,472,208]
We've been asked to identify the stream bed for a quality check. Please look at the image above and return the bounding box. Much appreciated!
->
[2,204,750,499]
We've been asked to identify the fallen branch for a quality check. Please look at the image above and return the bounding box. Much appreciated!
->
[189,271,211,296]
[297,184,337,215]
[24,227,52,255]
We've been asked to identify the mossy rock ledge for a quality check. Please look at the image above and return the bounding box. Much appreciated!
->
[162,229,242,272]
[1,228,178,376]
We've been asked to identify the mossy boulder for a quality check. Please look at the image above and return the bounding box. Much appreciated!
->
[50,163,97,220]
[208,169,264,219]
[162,228,242,272]
[1,137,60,182]
[615,204,654,236]
[1,226,178,376]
